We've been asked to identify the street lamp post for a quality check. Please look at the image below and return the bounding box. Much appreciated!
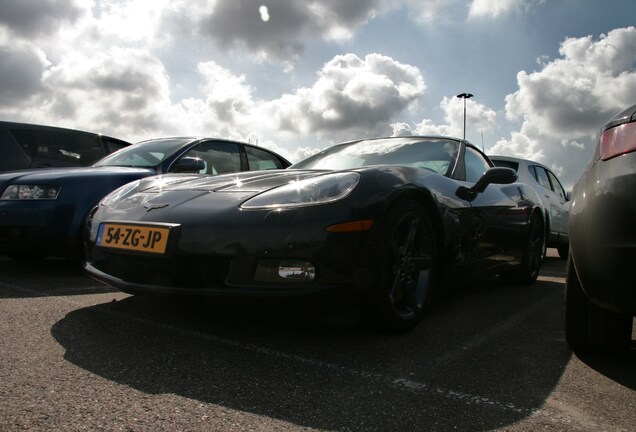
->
[456,93,473,140]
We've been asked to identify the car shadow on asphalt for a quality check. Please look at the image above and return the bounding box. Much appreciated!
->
[50,277,582,431]
[574,334,636,389]
[0,257,119,298]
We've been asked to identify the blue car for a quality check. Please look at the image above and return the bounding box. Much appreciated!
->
[0,137,290,260]
[0,120,131,172]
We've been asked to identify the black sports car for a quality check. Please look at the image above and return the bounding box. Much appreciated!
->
[84,136,546,331]
[0,137,290,259]
[566,103,636,353]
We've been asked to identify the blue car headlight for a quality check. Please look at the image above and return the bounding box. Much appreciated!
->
[241,172,360,209]
[0,184,61,200]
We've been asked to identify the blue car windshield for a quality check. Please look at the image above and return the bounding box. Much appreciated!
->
[94,138,193,167]
[290,137,459,176]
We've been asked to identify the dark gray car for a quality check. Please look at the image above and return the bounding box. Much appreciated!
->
[0,121,131,172]
[565,103,636,354]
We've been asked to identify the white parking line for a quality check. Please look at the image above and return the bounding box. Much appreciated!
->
[429,287,562,370]
[98,300,550,416]
[0,280,113,295]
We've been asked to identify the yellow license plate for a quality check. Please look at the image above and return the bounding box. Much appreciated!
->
[96,222,176,254]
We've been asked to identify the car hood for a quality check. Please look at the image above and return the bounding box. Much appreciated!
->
[0,166,156,183]
[138,169,328,194]
[98,169,341,220]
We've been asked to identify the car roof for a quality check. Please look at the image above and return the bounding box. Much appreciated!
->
[342,135,464,145]
[489,155,549,169]
[0,120,126,142]
[132,136,292,165]
[135,136,263,147]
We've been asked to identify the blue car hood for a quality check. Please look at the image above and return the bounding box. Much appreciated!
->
[0,166,156,184]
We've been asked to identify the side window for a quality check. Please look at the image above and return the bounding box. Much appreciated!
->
[245,146,286,171]
[36,132,103,165]
[10,129,39,156]
[103,138,128,154]
[177,141,241,175]
[464,146,491,183]
[533,166,552,190]
[547,170,566,199]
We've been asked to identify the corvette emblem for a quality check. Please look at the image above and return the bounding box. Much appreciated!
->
[143,201,170,212]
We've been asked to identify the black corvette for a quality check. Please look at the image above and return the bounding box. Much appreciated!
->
[0,137,290,259]
[84,136,546,331]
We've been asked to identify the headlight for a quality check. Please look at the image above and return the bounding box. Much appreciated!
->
[99,180,141,207]
[241,172,360,209]
[0,184,61,200]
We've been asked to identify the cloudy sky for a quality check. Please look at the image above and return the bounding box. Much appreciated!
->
[1,0,635,187]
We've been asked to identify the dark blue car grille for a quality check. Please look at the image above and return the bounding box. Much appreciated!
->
[96,253,232,289]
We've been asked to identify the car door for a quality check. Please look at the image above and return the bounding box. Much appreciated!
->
[545,168,569,235]
[174,140,243,175]
[452,145,521,276]
[533,165,568,236]
[244,144,290,170]
[174,140,290,175]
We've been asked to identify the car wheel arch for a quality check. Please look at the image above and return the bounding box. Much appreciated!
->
[536,208,548,257]
[534,208,548,259]
[375,188,445,275]
[530,208,547,267]
[501,209,545,285]
[565,255,633,353]
[543,208,551,236]
[365,195,439,332]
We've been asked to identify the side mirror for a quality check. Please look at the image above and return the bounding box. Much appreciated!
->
[172,156,206,173]
[456,167,517,202]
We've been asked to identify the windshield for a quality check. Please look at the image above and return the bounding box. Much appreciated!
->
[290,137,459,176]
[94,138,193,167]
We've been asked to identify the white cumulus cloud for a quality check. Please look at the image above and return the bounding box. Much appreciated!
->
[394,96,498,141]
[264,53,426,142]
[468,0,525,19]
[490,26,636,187]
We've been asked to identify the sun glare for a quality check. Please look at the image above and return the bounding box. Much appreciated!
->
[259,5,270,22]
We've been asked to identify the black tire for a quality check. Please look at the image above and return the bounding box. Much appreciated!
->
[564,257,632,354]
[367,200,437,333]
[504,213,544,285]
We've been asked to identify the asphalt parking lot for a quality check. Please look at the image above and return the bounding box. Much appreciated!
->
[1,250,634,431]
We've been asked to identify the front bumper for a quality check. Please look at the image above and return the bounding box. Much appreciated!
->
[84,217,377,300]
[0,200,79,257]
